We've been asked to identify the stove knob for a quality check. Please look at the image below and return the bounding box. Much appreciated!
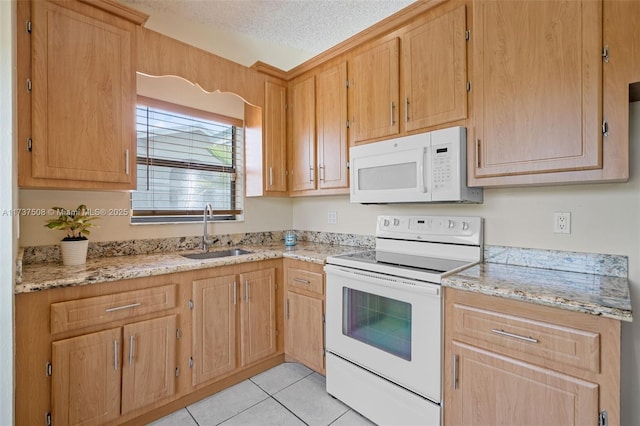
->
[383,219,390,227]
[448,220,455,229]
[462,221,469,231]
[393,218,400,226]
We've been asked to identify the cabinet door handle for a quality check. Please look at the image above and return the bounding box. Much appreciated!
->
[269,167,273,186]
[113,340,119,371]
[245,281,249,303]
[319,165,325,182]
[452,354,459,389]
[294,278,310,285]
[125,149,130,175]
[105,303,141,313]
[405,97,409,122]
[233,281,237,305]
[475,138,481,168]
[390,102,396,126]
[129,335,134,365]
[309,167,314,183]
[491,328,539,343]
[285,298,290,319]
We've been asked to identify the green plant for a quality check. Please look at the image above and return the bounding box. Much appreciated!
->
[44,205,99,241]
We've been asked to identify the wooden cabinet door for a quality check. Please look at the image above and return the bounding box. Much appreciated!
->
[285,291,324,373]
[289,76,316,192]
[402,4,467,131]
[348,38,400,144]
[192,275,237,386]
[446,342,598,426]
[264,81,288,193]
[240,268,277,365]
[472,0,602,179]
[51,327,122,426]
[121,315,177,415]
[31,0,135,184]
[317,62,349,190]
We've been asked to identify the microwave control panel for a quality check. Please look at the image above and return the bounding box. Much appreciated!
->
[431,145,455,192]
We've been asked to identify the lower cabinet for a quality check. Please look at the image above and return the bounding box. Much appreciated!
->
[284,259,325,373]
[15,259,283,426]
[443,287,621,426]
[51,327,122,425]
[192,274,237,385]
[191,267,278,387]
[51,315,177,425]
[448,341,598,426]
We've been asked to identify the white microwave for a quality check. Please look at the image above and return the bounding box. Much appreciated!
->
[349,127,483,204]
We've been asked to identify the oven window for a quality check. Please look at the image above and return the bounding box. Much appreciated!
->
[342,287,412,361]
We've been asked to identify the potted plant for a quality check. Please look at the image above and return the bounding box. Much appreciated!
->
[44,205,99,266]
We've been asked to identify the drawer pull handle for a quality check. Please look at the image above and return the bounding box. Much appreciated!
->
[491,328,539,343]
[105,303,141,313]
[293,278,311,285]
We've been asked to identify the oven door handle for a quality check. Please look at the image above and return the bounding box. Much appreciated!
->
[325,265,440,296]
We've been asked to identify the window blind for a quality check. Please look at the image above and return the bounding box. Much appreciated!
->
[131,96,244,223]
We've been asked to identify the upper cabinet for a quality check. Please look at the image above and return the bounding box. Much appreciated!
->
[316,62,349,190]
[18,0,147,189]
[348,38,400,144]
[262,81,288,194]
[346,3,469,146]
[470,0,604,183]
[288,75,317,192]
[287,63,350,196]
[401,4,468,132]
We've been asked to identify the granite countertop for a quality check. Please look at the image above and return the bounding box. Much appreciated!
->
[16,242,367,294]
[16,236,634,323]
[442,262,633,322]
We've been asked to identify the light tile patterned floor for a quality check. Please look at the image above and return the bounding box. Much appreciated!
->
[148,362,376,426]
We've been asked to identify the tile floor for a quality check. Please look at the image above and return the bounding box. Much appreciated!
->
[149,362,376,426]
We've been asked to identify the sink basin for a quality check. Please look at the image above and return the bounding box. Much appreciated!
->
[181,248,252,260]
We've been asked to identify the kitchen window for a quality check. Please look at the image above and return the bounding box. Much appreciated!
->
[131,97,244,223]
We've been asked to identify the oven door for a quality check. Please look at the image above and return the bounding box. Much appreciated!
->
[325,264,442,403]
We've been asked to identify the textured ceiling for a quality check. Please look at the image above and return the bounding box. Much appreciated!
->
[122,0,416,56]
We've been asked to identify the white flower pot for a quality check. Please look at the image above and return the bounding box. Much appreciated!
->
[60,239,89,266]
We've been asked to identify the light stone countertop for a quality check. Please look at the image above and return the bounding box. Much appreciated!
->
[15,242,368,294]
[16,238,633,323]
[442,262,632,322]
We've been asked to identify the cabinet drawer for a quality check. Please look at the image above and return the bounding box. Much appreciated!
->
[451,303,600,373]
[51,284,177,334]
[286,267,323,296]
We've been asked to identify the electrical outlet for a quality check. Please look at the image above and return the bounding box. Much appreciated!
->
[554,212,571,234]
[328,211,337,224]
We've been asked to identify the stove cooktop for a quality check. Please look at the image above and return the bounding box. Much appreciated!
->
[326,250,476,283]
[326,215,484,283]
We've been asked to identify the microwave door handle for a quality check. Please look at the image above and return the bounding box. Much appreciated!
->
[417,147,427,193]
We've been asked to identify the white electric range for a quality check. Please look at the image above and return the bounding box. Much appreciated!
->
[325,215,484,426]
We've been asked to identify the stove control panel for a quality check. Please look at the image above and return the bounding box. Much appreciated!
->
[377,215,483,245]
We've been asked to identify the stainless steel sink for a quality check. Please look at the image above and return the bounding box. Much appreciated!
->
[181,248,252,260]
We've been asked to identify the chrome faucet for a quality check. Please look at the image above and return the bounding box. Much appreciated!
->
[203,203,215,252]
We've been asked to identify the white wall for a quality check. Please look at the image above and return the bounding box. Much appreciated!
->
[0,0,16,423]
[293,103,640,423]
